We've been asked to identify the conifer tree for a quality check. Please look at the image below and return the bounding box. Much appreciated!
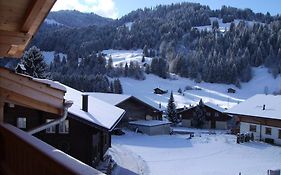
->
[20,46,48,78]
[113,79,123,94]
[167,92,178,124]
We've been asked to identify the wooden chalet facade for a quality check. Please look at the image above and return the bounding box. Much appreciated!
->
[178,102,231,130]
[87,93,163,127]
[0,1,104,174]
[226,94,281,145]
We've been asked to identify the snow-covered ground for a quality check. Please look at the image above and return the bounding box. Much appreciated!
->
[42,51,67,65]
[194,17,263,32]
[102,49,152,67]
[111,130,281,175]
[119,66,281,110]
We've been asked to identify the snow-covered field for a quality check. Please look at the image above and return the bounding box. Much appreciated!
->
[102,49,153,67]
[111,130,281,175]
[193,17,263,32]
[42,51,67,65]
[119,66,281,110]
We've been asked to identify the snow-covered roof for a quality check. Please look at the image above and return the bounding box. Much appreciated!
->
[63,85,125,131]
[129,120,171,127]
[225,94,281,120]
[33,78,67,92]
[86,92,131,106]
[204,102,226,112]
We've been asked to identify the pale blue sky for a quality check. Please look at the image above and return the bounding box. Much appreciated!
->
[52,0,281,19]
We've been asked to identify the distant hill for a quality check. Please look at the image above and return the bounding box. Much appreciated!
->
[46,10,113,28]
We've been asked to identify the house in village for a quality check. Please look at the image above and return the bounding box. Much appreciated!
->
[154,87,168,94]
[0,1,104,174]
[4,79,125,169]
[178,102,231,130]
[226,94,281,145]
[86,93,163,127]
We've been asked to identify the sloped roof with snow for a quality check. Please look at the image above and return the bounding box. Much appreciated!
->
[63,85,125,131]
[225,94,281,120]
[86,92,131,106]
[204,102,226,112]
[129,120,171,127]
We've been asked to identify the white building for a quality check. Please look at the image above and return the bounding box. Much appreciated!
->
[226,94,281,145]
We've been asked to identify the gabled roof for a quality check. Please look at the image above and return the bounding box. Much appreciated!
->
[86,92,131,106]
[204,102,226,113]
[178,102,225,113]
[225,94,281,120]
[0,0,56,58]
[86,92,161,112]
[63,86,125,131]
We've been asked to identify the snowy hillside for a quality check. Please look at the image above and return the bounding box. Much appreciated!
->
[44,19,64,26]
[102,49,152,67]
[42,51,67,65]
[120,66,281,110]
[193,17,263,32]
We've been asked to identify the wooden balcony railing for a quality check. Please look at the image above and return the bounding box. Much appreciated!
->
[0,123,104,175]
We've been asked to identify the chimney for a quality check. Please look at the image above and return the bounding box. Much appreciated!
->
[262,104,265,110]
[82,94,88,112]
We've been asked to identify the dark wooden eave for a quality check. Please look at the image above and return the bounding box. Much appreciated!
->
[0,0,56,58]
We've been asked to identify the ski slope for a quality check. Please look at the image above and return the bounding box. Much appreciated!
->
[193,17,263,32]
[120,66,281,111]
[102,49,153,67]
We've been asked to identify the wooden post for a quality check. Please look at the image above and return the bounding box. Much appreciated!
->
[0,99,4,123]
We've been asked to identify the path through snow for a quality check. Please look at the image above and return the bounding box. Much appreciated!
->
[109,144,149,175]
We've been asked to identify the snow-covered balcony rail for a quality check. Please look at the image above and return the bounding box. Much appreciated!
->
[0,123,104,175]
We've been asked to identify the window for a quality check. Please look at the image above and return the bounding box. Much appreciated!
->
[265,127,272,135]
[279,130,281,139]
[215,112,219,117]
[17,118,26,129]
[59,120,69,134]
[249,124,256,132]
[46,119,56,133]
[206,112,211,117]
[193,112,196,117]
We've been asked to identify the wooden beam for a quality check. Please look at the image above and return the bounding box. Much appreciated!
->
[0,76,63,109]
[0,88,62,115]
[21,0,49,32]
[0,30,31,45]
[0,97,4,123]
[0,67,65,98]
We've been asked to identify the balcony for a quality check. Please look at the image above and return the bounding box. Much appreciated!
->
[0,123,104,175]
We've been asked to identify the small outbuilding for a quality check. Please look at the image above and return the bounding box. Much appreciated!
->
[227,88,236,93]
[128,120,171,135]
[153,88,168,94]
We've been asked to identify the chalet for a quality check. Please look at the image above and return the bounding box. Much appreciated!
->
[226,94,281,145]
[154,87,168,94]
[227,88,236,93]
[86,93,162,127]
[0,1,104,174]
[4,82,125,169]
[178,102,231,130]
